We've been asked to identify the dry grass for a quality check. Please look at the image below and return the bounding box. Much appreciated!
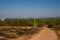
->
[0,26,60,40]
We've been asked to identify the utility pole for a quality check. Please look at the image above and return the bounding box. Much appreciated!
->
[33,16,36,28]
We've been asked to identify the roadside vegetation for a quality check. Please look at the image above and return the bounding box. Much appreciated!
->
[0,18,60,40]
[0,18,60,28]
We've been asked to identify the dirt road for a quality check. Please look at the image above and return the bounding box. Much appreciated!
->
[30,27,58,40]
[8,27,58,40]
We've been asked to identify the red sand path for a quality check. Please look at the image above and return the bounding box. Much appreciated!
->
[30,27,58,40]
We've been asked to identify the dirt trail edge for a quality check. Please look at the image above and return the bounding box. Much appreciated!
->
[30,27,58,40]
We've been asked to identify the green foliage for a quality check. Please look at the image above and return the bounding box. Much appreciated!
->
[0,18,60,28]
[48,23,53,28]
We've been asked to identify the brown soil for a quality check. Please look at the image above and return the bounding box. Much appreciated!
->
[29,27,58,40]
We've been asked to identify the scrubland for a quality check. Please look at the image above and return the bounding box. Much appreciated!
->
[0,18,60,40]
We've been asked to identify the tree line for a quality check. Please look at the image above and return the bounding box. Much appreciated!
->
[0,18,60,28]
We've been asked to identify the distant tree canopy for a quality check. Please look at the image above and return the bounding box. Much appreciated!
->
[0,18,60,28]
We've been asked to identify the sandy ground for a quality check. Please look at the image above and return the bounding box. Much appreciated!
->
[5,27,58,40]
[30,27,58,40]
